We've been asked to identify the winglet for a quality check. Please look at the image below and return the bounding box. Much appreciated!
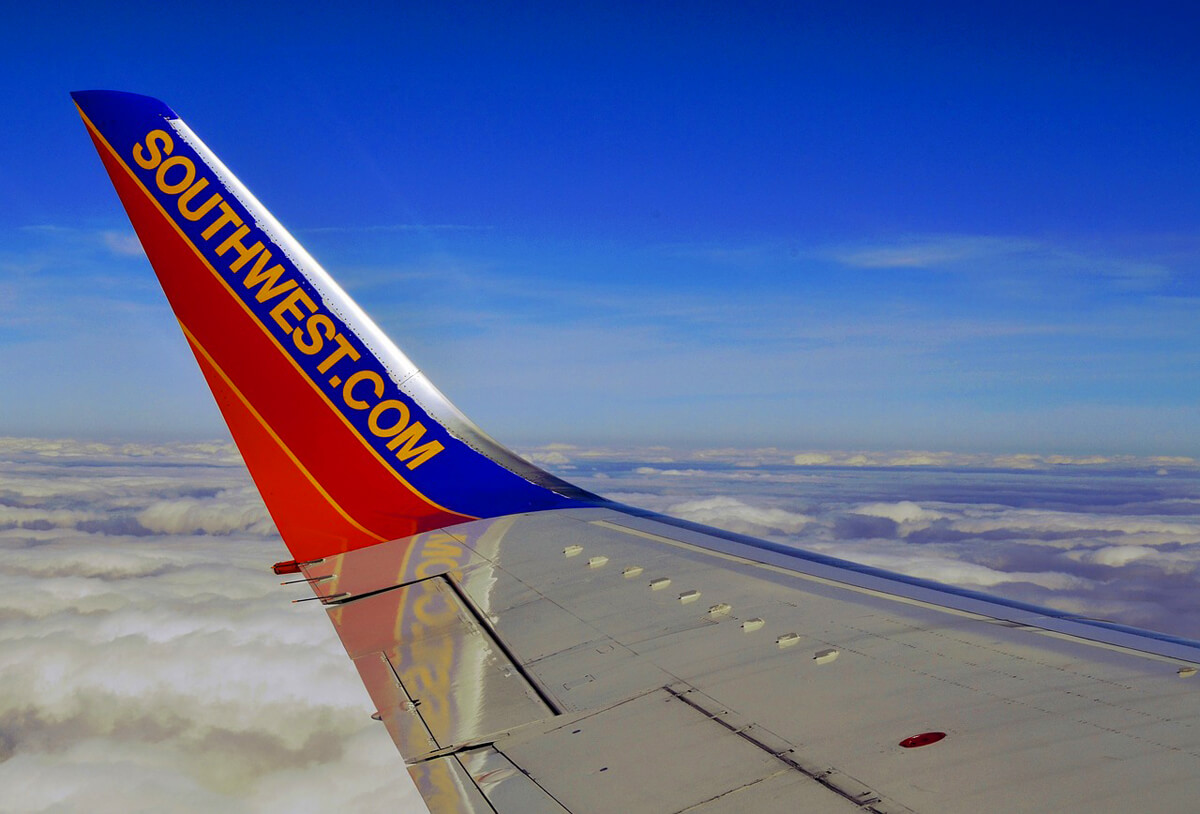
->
[71,89,178,126]
[72,90,596,560]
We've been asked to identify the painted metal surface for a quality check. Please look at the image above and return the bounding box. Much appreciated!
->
[71,90,594,562]
[334,577,556,750]
[318,506,1200,812]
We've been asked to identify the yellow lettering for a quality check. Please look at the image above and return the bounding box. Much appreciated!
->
[155,155,195,195]
[177,178,222,221]
[343,370,384,410]
[368,399,411,437]
[421,538,465,560]
[133,129,173,170]
[414,557,460,579]
[200,201,244,240]
[406,660,438,691]
[316,333,360,373]
[215,224,266,272]
[294,313,335,355]
[411,594,446,627]
[241,250,298,303]
[387,421,444,469]
[269,287,317,332]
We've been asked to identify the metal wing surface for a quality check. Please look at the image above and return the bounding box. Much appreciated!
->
[71,90,1200,813]
[310,505,1200,813]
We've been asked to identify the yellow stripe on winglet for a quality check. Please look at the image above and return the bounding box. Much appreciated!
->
[75,103,473,521]
[179,320,387,543]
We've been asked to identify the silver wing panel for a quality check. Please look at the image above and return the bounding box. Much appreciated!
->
[306,507,1200,813]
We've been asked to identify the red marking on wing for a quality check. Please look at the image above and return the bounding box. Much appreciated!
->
[899,731,947,748]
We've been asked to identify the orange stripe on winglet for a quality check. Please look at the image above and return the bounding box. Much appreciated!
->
[182,325,394,560]
[78,109,473,558]
[76,107,456,514]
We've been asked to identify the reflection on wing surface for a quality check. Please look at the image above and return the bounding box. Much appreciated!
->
[314,506,1200,813]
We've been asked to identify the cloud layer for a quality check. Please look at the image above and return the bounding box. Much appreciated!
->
[0,439,419,813]
[534,444,1200,638]
[6,437,1200,812]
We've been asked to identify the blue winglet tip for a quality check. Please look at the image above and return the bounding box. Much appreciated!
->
[71,89,178,123]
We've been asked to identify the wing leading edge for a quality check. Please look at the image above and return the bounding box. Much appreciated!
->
[74,91,1200,813]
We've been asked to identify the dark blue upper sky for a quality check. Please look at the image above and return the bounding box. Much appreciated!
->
[2,2,1198,454]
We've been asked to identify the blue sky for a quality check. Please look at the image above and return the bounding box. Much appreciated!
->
[2,1,1198,454]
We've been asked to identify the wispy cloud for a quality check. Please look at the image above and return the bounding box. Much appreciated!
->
[5,221,1195,451]
[826,233,1175,290]
[101,230,146,258]
[831,235,1038,269]
[15,224,147,262]
[517,443,1200,472]
[302,223,494,234]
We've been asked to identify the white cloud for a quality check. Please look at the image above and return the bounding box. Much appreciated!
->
[0,439,422,814]
[532,444,1200,474]
[0,505,102,528]
[518,449,572,465]
[949,510,1200,543]
[792,452,833,465]
[831,235,1032,269]
[1044,454,1113,466]
[827,234,1173,290]
[8,436,1200,812]
[882,454,947,466]
[102,230,146,258]
[0,437,242,463]
[635,466,708,477]
[137,488,277,536]
[565,449,1200,635]
[667,496,814,536]
[831,548,1095,591]
[852,500,946,528]
[1074,545,1158,567]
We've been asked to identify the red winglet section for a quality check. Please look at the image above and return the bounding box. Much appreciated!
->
[72,90,596,562]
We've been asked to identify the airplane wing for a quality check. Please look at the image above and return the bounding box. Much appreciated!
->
[72,90,1200,813]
